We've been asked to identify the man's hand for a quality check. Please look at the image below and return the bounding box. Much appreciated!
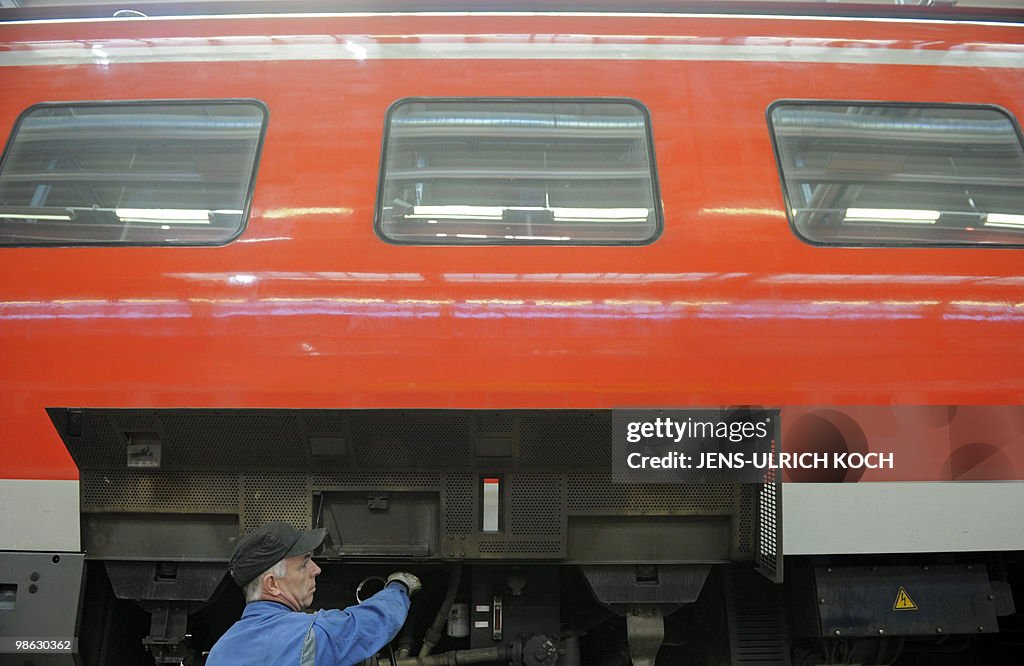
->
[387,572,422,596]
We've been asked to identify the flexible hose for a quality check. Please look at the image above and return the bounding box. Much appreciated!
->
[418,564,462,657]
[561,636,581,666]
[397,646,511,665]
[396,604,416,657]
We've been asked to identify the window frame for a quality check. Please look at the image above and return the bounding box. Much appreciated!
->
[374,96,664,247]
[0,98,269,248]
[766,99,1024,249]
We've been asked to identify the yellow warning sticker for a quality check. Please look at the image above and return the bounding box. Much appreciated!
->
[893,586,918,611]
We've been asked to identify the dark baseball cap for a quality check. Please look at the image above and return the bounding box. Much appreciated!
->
[228,521,327,587]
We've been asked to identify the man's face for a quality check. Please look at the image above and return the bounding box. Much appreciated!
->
[272,553,321,611]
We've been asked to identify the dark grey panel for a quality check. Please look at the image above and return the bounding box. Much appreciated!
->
[320,491,439,557]
[83,514,237,561]
[57,409,756,562]
[794,565,1001,637]
[0,551,84,666]
[567,516,733,562]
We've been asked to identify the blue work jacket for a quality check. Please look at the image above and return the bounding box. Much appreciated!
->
[206,582,410,665]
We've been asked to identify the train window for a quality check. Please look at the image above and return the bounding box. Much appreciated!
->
[769,102,1024,247]
[376,99,660,244]
[0,101,266,246]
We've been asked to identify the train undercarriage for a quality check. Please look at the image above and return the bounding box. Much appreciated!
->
[53,555,1021,666]
[4,408,1021,665]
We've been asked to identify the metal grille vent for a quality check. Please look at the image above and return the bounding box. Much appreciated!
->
[519,413,610,468]
[163,413,306,468]
[312,472,440,488]
[479,540,561,554]
[756,470,782,583]
[737,484,756,554]
[72,413,126,468]
[302,410,348,434]
[109,412,160,433]
[444,474,474,535]
[725,566,790,664]
[566,474,734,513]
[81,470,238,513]
[510,475,562,536]
[476,412,516,433]
[350,412,471,467]
[243,473,309,531]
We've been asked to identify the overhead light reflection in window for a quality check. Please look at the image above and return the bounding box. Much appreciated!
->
[844,208,940,225]
[984,212,1024,229]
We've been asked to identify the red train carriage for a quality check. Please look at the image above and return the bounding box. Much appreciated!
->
[0,2,1022,664]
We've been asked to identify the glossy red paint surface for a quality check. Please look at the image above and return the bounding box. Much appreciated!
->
[1,13,1022,481]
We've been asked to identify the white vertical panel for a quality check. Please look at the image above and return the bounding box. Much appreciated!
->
[784,482,1024,555]
[0,479,80,551]
[482,477,500,532]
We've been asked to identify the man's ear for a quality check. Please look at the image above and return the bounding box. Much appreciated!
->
[261,572,280,598]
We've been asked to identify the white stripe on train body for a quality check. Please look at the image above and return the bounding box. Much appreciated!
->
[1,38,1023,68]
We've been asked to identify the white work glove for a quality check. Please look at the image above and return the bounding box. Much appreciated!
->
[387,571,422,596]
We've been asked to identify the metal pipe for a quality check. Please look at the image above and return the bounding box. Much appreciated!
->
[395,646,512,666]
[561,636,581,666]
[418,564,461,657]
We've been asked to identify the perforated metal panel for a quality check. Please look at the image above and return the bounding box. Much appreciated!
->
[242,473,309,531]
[82,470,238,513]
[520,412,610,468]
[737,484,756,555]
[302,410,349,434]
[312,472,440,488]
[756,472,782,583]
[350,412,471,467]
[476,412,516,433]
[567,474,733,513]
[60,409,758,561]
[72,412,127,468]
[511,475,562,536]
[479,540,562,554]
[444,473,475,535]
[163,412,306,469]
[109,411,161,433]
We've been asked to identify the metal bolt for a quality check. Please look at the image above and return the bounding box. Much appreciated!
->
[978,627,985,632]
[878,629,885,635]
[988,594,995,600]
[834,630,841,636]
[819,598,826,605]
[936,628,943,634]
[923,566,929,571]
[967,565,973,570]
[826,567,832,573]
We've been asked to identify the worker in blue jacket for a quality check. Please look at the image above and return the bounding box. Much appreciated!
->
[206,521,420,665]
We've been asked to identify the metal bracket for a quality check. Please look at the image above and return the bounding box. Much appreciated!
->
[580,564,710,615]
[367,495,390,511]
[625,606,664,666]
[142,602,194,665]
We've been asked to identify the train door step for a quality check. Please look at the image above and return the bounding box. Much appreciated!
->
[725,565,791,665]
